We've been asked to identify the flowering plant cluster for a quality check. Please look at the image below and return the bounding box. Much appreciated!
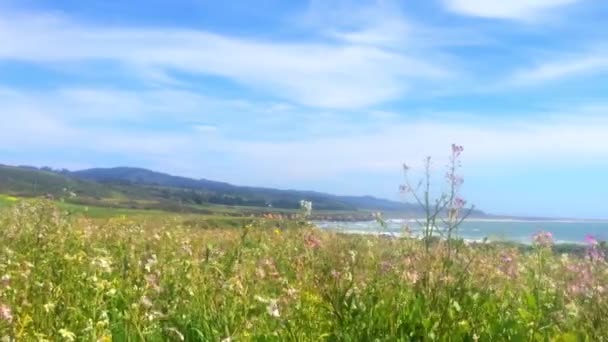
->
[0,200,606,340]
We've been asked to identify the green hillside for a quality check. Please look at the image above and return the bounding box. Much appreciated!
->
[0,164,486,218]
[0,165,120,199]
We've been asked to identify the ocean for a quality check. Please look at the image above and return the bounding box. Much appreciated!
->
[313,219,608,244]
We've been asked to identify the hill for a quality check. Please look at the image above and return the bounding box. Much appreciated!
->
[0,164,486,217]
[0,164,118,199]
[69,167,418,212]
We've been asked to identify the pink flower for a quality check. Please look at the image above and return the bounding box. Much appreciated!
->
[499,252,518,278]
[0,304,12,323]
[379,260,394,274]
[446,173,464,186]
[451,144,464,155]
[585,235,598,246]
[454,197,466,209]
[532,231,553,247]
[304,234,322,249]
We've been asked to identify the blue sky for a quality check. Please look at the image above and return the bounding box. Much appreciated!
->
[1,0,608,218]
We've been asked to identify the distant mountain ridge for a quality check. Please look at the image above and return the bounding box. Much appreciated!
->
[1,164,487,217]
[69,167,416,211]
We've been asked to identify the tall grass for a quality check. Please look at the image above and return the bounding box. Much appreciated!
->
[0,200,606,341]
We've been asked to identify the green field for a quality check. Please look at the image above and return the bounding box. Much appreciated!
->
[0,195,20,210]
[0,199,606,340]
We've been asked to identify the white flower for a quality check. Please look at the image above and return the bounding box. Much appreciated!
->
[299,200,313,217]
[144,255,158,273]
[266,299,280,318]
[44,302,56,313]
[1,274,10,287]
[255,296,281,318]
[91,257,113,273]
[140,296,153,309]
[59,328,76,341]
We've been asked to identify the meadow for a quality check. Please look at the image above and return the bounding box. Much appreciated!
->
[0,199,606,341]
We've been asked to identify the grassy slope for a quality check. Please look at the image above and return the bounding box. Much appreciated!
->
[0,165,125,199]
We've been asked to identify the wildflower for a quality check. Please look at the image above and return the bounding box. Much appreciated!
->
[304,234,322,249]
[284,287,298,299]
[91,256,113,273]
[595,285,605,294]
[1,275,9,287]
[97,311,110,329]
[0,304,12,323]
[399,184,410,194]
[254,296,280,318]
[404,271,419,284]
[254,295,267,303]
[140,296,153,309]
[348,250,357,263]
[498,251,518,278]
[300,200,313,218]
[451,144,464,155]
[144,311,164,322]
[453,197,466,209]
[144,254,158,273]
[379,260,394,274]
[181,243,193,256]
[43,302,56,313]
[532,231,553,247]
[585,234,598,246]
[59,329,76,341]
[583,234,604,261]
[259,258,280,278]
[145,273,162,293]
[266,299,280,318]
[565,302,580,318]
[255,267,266,279]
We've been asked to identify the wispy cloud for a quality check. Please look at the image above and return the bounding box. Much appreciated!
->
[0,8,449,109]
[230,111,608,181]
[4,83,607,179]
[443,0,581,20]
[509,51,608,85]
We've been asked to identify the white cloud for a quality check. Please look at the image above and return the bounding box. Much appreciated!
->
[443,0,580,19]
[3,85,608,175]
[0,9,448,109]
[228,112,608,180]
[510,53,608,85]
[193,125,218,133]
